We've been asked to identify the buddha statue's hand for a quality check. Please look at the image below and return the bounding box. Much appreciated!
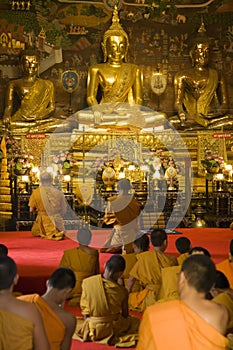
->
[2,114,10,127]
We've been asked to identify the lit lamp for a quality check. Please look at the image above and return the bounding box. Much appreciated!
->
[140,164,149,182]
[215,173,224,191]
[63,174,71,192]
[153,170,161,191]
[225,164,232,182]
[46,166,53,173]
[31,166,40,184]
[21,175,29,193]
[128,164,136,183]
[118,171,125,179]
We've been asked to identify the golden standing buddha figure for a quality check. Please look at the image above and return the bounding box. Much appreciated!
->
[87,6,143,106]
[172,23,233,129]
[3,49,71,134]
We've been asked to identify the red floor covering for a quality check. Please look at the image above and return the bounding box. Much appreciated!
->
[0,228,233,349]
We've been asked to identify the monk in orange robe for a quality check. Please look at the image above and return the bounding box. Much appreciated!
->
[101,179,141,254]
[29,171,67,241]
[128,228,177,311]
[74,255,140,347]
[18,267,76,350]
[59,227,99,305]
[121,234,150,292]
[0,256,49,350]
[216,240,233,289]
[137,255,229,350]
[175,236,192,265]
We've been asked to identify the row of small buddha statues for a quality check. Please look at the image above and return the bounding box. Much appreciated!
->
[2,6,233,134]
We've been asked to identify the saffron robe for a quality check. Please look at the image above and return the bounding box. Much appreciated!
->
[74,274,140,347]
[0,308,34,350]
[122,252,142,292]
[103,194,141,251]
[29,185,67,240]
[216,260,233,289]
[129,250,178,311]
[158,265,181,301]
[136,300,229,350]
[59,247,99,305]
[177,252,189,265]
[18,294,65,350]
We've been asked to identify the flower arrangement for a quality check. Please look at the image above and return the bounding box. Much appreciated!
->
[201,148,225,171]
[86,151,129,178]
[143,148,180,175]
[52,150,76,174]
[0,129,34,173]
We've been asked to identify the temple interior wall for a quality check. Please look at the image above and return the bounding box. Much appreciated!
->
[1,1,233,228]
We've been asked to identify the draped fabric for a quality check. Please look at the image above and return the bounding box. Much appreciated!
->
[59,247,99,305]
[129,250,178,311]
[0,309,34,350]
[74,275,140,347]
[101,63,137,103]
[18,294,65,350]
[29,186,66,240]
[12,79,54,122]
[136,300,229,350]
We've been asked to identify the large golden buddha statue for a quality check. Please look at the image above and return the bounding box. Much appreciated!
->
[86,6,143,106]
[3,49,71,134]
[76,7,166,131]
[172,23,233,130]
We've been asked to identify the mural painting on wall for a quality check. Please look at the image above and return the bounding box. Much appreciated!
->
[0,0,233,127]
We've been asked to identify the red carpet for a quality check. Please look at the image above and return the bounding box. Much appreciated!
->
[0,228,233,350]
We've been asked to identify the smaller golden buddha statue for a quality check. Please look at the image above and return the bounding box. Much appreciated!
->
[3,49,72,134]
[171,23,233,130]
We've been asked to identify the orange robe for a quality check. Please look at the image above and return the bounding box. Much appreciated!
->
[59,247,99,305]
[74,274,140,347]
[129,250,178,311]
[158,265,180,301]
[29,185,67,240]
[122,252,142,292]
[103,194,141,252]
[136,300,229,350]
[216,260,233,289]
[0,309,34,349]
[177,252,189,265]
[18,294,65,350]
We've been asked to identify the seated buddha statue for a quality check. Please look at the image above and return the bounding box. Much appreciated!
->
[76,7,166,131]
[171,23,233,130]
[3,49,73,134]
[86,6,143,106]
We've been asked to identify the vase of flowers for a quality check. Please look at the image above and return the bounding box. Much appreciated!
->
[201,149,225,174]
[13,153,34,175]
[52,150,76,175]
[0,130,34,175]
[143,148,181,190]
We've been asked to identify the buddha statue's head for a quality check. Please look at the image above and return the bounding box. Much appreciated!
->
[20,48,39,77]
[189,22,211,68]
[102,6,129,63]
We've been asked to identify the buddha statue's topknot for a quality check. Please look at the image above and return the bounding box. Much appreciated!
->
[189,22,211,49]
[102,6,129,62]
